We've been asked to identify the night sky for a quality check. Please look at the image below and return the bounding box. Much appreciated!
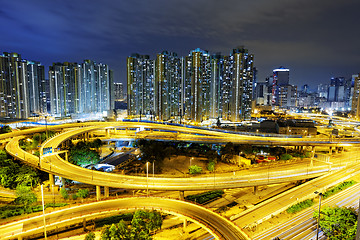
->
[1,0,360,90]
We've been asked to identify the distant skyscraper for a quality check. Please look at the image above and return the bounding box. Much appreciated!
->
[49,60,113,117]
[272,66,290,105]
[127,54,154,117]
[114,82,124,100]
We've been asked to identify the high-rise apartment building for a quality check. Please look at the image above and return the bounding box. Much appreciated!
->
[49,60,113,117]
[184,48,211,122]
[127,47,254,123]
[209,53,224,119]
[226,47,254,121]
[127,54,154,117]
[0,52,46,119]
[154,51,183,121]
[27,61,47,114]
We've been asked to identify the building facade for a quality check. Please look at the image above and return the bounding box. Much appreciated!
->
[351,74,360,119]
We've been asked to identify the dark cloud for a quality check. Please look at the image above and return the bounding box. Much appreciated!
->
[1,0,359,89]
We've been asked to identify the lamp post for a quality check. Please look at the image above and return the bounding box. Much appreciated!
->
[152,161,155,180]
[41,185,47,240]
[45,116,48,139]
[146,162,149,197]
[314,191,323,240]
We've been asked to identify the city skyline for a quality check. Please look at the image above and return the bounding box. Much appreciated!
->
[1,0,360,90]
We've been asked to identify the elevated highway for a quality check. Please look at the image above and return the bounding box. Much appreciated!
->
[0,197,249,240]
[6,131,330,191]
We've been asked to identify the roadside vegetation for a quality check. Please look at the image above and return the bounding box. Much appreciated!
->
[185,190,224,204]
[322,180,356,199]
[286,199,314,214]
[286,180,357,214]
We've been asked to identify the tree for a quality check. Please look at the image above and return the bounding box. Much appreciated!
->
[101,210,162,240]
[85,231,96,240]
[0,125,12,134]
[14,185,37,212]
[15,165,40,187]
[313,206,357,240]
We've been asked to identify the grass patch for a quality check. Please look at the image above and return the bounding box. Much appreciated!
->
[323,180,356,199]
[185,190,224,204]
[286,199,314,214]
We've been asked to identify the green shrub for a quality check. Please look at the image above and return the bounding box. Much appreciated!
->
[207,161,216,172]
[323,180,356,199]
[60,188,69,199]
[77,189,89,199]
[280,153,292,160]
[287,199,314,214]
[85,231,95,240]
[189,165,202,174]
[185,190,224,204]
[71,194,78,200]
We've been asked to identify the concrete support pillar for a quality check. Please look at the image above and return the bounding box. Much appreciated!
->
[104,186,110,198]
[311,146,316,158]
[65,151,68,162]
[329,146,332,154]
[49,173,55,194]
[17,236,23,240]
[310,146,315,168]
[253,186,258,195]
[83,218,87,231]
[60,177,65,189]
[114,128,117,134]
[183,218,188,231]
[179,191,185,201]
[106,129,110,138]
[96,186,101,201]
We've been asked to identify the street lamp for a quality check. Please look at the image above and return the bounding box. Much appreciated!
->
[41,185,48,240]
[314,191,323,240]
[146,162,149,197]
